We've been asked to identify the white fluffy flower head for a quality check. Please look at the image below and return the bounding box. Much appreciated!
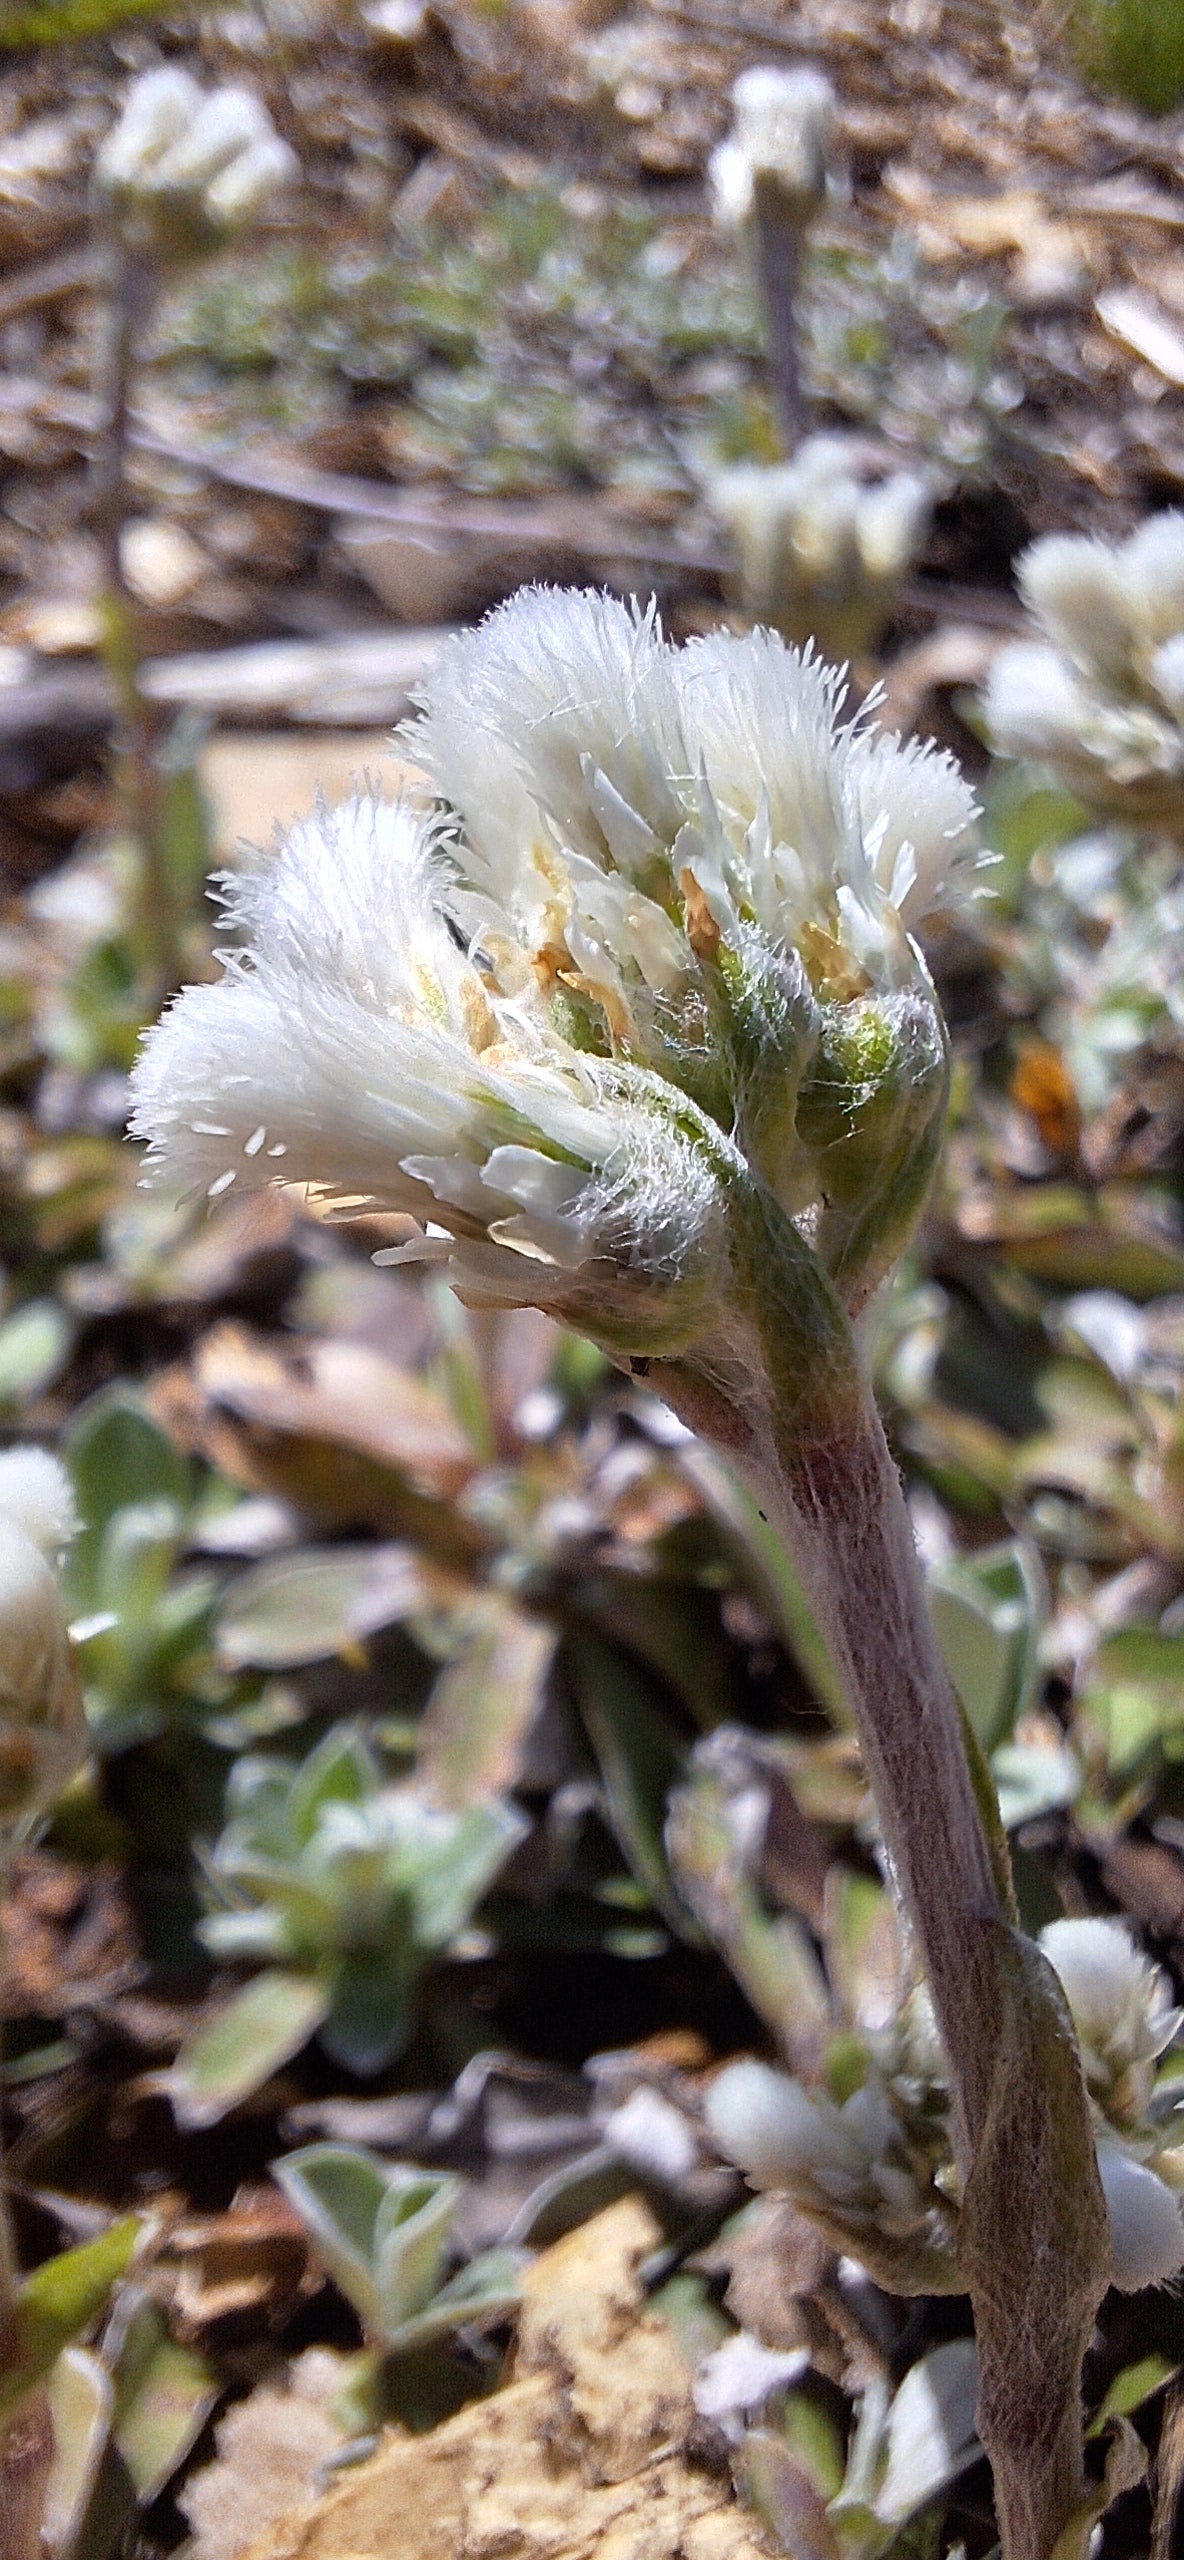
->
[707,436,931,659]
[0,1447,86,1840]
[95,67,296,260]
[709,64,834,232]
[985,514,1184,831]
[131,589,978,1341]
[1040,1917,1181,2128]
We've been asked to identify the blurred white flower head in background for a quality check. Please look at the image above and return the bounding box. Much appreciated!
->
[130,588,979,1342]
[706,435,932,659]
[0,1447,87,1841]
[95,65,296,259]
[709,63,835,232]
[985,514,1184,831]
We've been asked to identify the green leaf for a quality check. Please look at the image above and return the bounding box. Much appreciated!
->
[666,1752,830,2052]
[0,1298,74,1408]
[1088,2352,1177,2431]
[416,1599,554,1807]
[286,1725,378,1845]
[740,2430,844,2560]
[109,2296,217,2503]
[273,2148,459,2344]
[0,2222,142,2425]
[871,2340,980,2525]
[384,2247,524,2354]
[991,1739,1080,1829]
[322,1946,419,2076]
[1078,1627,1184,1776]
[215,1544,437,1671]
[929,1539,1047,1753]
[401,1798,529,1950]
[42,2348,112,2560]
[65,1390,191,1614]
[566,1632,686,1930]
[166,1970,331,2131]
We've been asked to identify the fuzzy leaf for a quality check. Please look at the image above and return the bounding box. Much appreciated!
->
[0,2222,142,2425]
[166,1970,331,2130]
[42,2348,112,2560]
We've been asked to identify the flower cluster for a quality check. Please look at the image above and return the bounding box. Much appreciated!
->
[706,1915,1184,2295]
[706,435,931,659]
[130,589,977,1346]
[705,2052,959,2295]
[94,66,296,262]
[0,1447,88,1844]
[709,64,834,235]
[984,514,1184,832]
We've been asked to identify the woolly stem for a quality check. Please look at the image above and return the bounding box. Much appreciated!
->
[752,175,807,451]
[655,1335,1107,2560]
[0,1907,52,2560]
[0,2388,54,2560]
[90,242,182,1000]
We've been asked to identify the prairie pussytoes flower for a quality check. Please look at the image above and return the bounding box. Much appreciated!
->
[0,1448,87,1843]
[706,436,932,659]
[95,66,296,261]
[704,2054,957,2290]
[130,589,978,1338]
[1039,1917,1182,2131]
[984,514,1184,832]
[709,64,835,234]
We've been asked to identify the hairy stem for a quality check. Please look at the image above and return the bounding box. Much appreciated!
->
[752,175,807,451]
[0,1914,52,2560]
[91,242,183,999]
[0,2387,54,2560]
[656,1345,1107,2560]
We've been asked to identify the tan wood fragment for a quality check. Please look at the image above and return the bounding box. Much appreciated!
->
[236,2201,771,2560]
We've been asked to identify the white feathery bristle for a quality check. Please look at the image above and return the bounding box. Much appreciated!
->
[95,66,198,192]
[133,587,978,1338]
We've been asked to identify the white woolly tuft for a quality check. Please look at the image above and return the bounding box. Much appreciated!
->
[708,63,834,230]
[1041,1918,1156,2042]
[1096,2144,1184,2292]
[129,788,730,1342]
[705,2059,832,2189]
[133,590,978,1335]
[987,513,1184,826]
[0,1448,79,1560]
